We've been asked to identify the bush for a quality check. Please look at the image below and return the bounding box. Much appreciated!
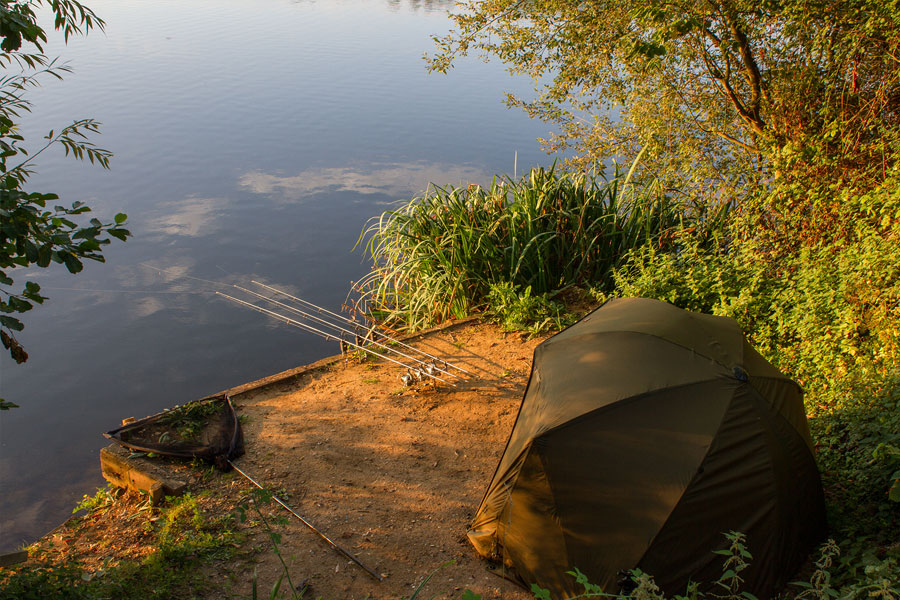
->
[608,175,900,578]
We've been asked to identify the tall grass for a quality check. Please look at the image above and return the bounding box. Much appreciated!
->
[352,166,686,330]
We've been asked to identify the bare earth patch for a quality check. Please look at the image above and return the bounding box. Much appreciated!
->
[227,320,542,599]
[24,319,546,599]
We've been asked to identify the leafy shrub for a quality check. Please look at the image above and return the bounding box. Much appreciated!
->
[486,282,576,337]
[458,535,899,600]
[608,174,900,579]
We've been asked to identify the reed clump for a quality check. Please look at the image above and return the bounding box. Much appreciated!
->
[353,167,684,330]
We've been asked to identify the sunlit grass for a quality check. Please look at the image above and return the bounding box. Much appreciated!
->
[353,166,686,330]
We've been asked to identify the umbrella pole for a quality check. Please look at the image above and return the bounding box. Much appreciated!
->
[228,459,383,582]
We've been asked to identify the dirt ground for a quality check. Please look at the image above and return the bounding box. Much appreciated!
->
[227,320,542,599]
[26,319,547,599]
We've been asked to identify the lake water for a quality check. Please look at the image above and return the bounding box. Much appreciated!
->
[0,0,557,551]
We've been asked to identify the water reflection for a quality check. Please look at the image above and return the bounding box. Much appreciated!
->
[146,196,229,238]
[385,0,456,12]
[239,162,492,202]
[0,0,556,552]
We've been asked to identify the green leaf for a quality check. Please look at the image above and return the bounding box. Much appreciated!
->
[889,479,900,502]
[37,245,52,267]
[0,315,24,330]
[114,212,127,224]
[530,585,552,600]
[108,228,130,241]
[62,252,83,274]
[268,570,285,600]
[0,399,20,410]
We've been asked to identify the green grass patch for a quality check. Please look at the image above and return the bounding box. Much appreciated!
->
[0,494,241,600]
[353,166,690,331]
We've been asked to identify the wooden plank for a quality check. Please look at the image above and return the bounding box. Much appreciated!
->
[0,550,27,568]
[99,444,188,505]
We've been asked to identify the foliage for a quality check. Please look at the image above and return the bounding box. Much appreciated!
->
[486,282,575,337]
[236,487,304,600]
[0,494,239,600]
[460,535,898,600]
[160,397,224,441]
[0,0,131,410]
[0,563,95,600]
[73,483,121,514]
[462,531,759,600]
[610,173,900,404]
[429,0,900,205]
[406,559,456,600]
[608,172,900,581]
[354,166,687,331]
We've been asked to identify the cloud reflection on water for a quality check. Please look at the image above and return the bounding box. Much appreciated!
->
[238,161,492,202]
[145,196,228,238]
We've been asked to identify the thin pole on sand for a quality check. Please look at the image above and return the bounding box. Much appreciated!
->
[228,459,384,582]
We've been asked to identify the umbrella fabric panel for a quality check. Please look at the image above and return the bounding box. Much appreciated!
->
[745,383,826,596]
[551,298,746,369]
[636,384,823,597]
[469,449,530,558]
[534,379,735,592]
[488,331,734,495]
[748,374,814,450]
[500,450,576,597]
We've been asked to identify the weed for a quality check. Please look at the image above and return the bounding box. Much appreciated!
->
[1,492,240,600]
[160,398,223,441]
[405,560,455,600]
[74,484,121,515]
[486,282,576,337]
[236,487,302,600]
[461,533,847,600]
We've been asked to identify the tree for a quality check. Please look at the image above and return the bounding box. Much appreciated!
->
[0,0,130,409]
[429,0,900,205]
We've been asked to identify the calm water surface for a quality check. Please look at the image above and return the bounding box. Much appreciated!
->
[0,0,557,550]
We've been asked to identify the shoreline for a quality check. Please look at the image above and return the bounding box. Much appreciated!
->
[8,317,540,599]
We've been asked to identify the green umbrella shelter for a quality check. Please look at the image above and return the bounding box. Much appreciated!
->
[468,298,826,598]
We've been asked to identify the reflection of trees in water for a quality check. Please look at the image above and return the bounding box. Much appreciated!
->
[386,0,456,12]
[286,0,455,12]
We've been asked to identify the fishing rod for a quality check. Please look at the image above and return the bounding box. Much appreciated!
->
[228,459,383,582]
[216,292,453,386]
[234,285,461,380]
[139,263,474,383]
[250,280,474,376]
